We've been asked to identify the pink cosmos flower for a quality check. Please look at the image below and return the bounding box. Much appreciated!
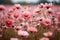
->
[8,8,14,13]
[14,26,22,30]
[27,27,38,33]
[44,3,53,9]
[46,8,54,14]
[43,31,53,37]
[10,38,18,40]
[42,18,51,26]
[14,4,22,9]
[0,5,6,11]
[13,13,19,18]
[18,30,29,37]
[44,3,50,9]
[21,11,31,19]
[38,3,44,8]
[33,7,41,14]
[39,37,49,40]
[5,19,12,26]
[48,3,53,7]
[12,7,16,11]
[36,17,43,23]
[2,26,8,29]
[9,6,16,13]
[28,19,32,24]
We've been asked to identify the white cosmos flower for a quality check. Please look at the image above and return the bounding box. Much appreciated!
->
[43,31,53,37]
[10,38,18,40]
[40,37,49,40]
[18,30,29,37]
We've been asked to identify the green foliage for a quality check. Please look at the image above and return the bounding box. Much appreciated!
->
[50,30,60,40]
[1,28,18,40]
[0,0,12,4]
[38,0,49,4]
[20,26,45,40]
[17,2,27,5]
[52,1,60,5]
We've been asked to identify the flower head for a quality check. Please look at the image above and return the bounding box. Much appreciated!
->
[10,38,18,40]
[14,4,22,9]
[8,8,14,13]
[46,8,54,14]
[39,3,44,8]
[27,27,38,33]
[0,5,6,11]
[44,3,53,9]
[39,37,49,40]
[18,30,29,37]
[21,11,31,19]
[14,26,22,31]
[34,7,41,14]
[42,18,51,26]
[5,19,12,26]
[43,31,53,37]
[13,13,19,18]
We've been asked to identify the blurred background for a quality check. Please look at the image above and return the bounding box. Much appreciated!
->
[0,0,60,5]
[0,0,60,12]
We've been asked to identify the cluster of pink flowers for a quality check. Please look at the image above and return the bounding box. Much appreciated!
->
[0,3,60,40]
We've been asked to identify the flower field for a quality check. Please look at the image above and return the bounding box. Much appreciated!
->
[0,3,60,40]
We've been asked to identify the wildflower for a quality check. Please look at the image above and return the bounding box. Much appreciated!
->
[18,30,29,37]
[46,8,54,14]
[14,4,22,9]
[39,37,49,40]
[0,5,6,11]
[14,13,19,18]
[5,19,12,26]
[2,26,8,29]
[8,8,14,13]
[42,18,51,26]
[43,31,53,37]
[39,3,44,8]
[27,27,38,33]
[10,38,18,40]
[14,26,22,30]
[34,8,41,14]
[21,11,31,19]
[44,3,53,9]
